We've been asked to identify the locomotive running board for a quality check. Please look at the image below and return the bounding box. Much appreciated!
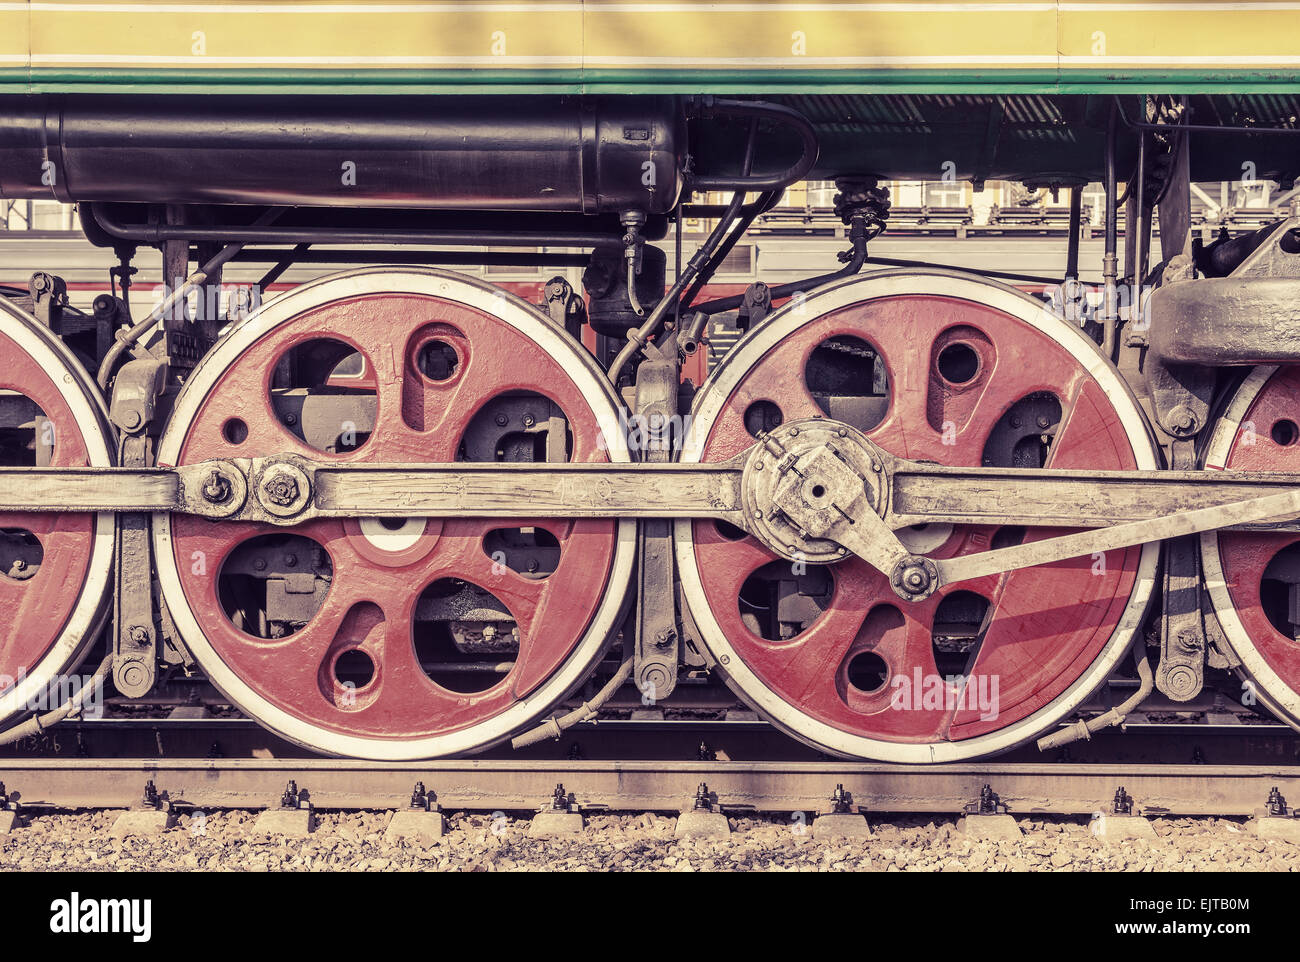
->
[4,416,1300,600]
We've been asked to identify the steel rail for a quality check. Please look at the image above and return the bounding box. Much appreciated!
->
[1,758,1297,816]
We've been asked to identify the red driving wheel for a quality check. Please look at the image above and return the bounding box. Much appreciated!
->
[154,270,633,758]
[0,300,114,729]
[1203,365,1300,729]
[677,271,1158,761]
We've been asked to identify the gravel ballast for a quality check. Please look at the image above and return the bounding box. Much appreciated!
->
[0,811,1296,871]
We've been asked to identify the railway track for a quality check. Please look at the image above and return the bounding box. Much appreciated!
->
[3,722,1298,817]
[2,756,1297,817]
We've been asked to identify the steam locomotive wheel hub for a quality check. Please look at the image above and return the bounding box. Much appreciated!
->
[676,270,1158,762]
[153,268,634,759]
[1202,366,1300,729]
[0,300,115,729]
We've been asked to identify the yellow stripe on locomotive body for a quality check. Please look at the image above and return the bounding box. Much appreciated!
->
[0,0,1298,92]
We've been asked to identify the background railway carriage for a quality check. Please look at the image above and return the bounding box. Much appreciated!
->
[2,0,1300,765]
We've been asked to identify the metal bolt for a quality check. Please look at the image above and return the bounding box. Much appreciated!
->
[128,625,150,645]
[693,783,712,810]
[1168,405,1198,434]
[830,783,852,814]
[640,665,669,694]
[1036,415,1050,429]
[522,413,536,428]
[977,784,1000,814]
[120,410,142,430]
[1164,664,1197,697]
[1112,786,1134,815]
[201,469,232,504]
[254,558,267,571]
[550,784,569,811]
[1267,786,1289,817]
[119,662,146,691]
[410,781,430,811]
[284,553,298,567]
[262,472,300,507]
[495,413,509,427]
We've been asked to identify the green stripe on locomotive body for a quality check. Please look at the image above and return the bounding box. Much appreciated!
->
[5,67,1300,95]
[4,0,1300,94]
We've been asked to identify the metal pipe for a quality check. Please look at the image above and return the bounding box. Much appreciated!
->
[510,657,634,749]
[677,189,780,310]
[673,198,684,329]
[1112,98,1300,136]
[91,206,619,250]
[679,312,709,355]
[686,98,819,192]
[689,217,871,315]
[857,256,1063,287]
[254,243,310,293]
[680,193,785,219]
[218,248,593,268]
[606,188,749,384]
[0,654,113,747]
[1066,186,1083,281]
[1036,645,1153,751]
[1133,113,1148,295]
[97,208,283,389]
[1,94,685,214]
[1102,102,1120,361]
[606,120,760,384]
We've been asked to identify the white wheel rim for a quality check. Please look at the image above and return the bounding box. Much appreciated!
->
[154,267,635,759]
[675,268,1159,763]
